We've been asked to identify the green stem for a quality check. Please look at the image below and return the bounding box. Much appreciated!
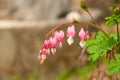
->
[116,22,120,52]
[86,9,99,26]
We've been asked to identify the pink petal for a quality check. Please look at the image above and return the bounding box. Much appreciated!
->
[50,37,57,48]
[54,30,64,42]
[44,39,50,48]
[79,28,86,41]
[38,50,47,64]
[39,48,46,55]
[67,25,76,38]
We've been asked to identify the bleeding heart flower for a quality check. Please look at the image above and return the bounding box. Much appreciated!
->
[67,25,76,38]
[78,28,89,48]
[54,30,64,42]
[79,28,86,41]
[66,25,76,45]
[50,37,57,55]
[54,30,64,48]
[38,48,47,64]
[44,40,50,48]
[43,39,50,54]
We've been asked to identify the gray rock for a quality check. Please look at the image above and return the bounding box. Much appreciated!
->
[8,0,71,20]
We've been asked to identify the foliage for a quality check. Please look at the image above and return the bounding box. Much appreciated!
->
[85,0,120,76]
[105,0,120,26]
[86,32,116,62]
[105,10,120,26]
[108,60,120,75]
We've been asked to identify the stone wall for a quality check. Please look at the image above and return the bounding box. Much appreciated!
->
[7,0,71,20]
[0,0,115,21]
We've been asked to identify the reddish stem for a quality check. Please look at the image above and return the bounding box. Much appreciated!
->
[44,21,109,40]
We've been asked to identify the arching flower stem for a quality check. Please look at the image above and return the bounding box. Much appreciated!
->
[44,21,109,43]
[75,21,109,38]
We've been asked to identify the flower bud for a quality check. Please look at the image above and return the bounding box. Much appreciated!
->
[80,1,88,11]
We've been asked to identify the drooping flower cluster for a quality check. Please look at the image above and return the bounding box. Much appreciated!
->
[38,25,89,64]
[38,30,64,64]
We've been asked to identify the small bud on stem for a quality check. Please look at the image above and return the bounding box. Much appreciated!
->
[80,1,88,11]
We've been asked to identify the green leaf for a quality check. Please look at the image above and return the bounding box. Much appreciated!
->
[86,39,97,46]
[86,31,116,62]
[109,0,120,12]
[96,31,107,41]
[106,19,117,26]
[115,54,120,59]
[108,60,120,75]
[105,9,120,26]
[88,53,99,62]
[87,45,98,54]
[110,32,120,40]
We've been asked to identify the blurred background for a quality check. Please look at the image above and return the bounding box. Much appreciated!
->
[0,0,115,80]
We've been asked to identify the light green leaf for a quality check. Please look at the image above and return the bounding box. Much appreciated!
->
[88,53,99,62]
[108,61,120,75]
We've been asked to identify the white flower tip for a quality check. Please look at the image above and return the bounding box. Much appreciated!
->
[51,48,56,55]
[47,49,50,55]
[79,41,86,48]
[59,42,62,48]
[67,37,74,45]
[42,55,46,60]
